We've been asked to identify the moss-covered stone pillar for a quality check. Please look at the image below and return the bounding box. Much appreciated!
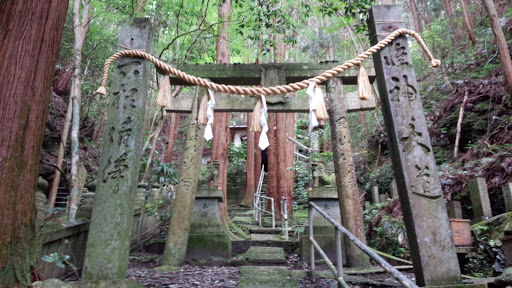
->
[326,77,369,267]
[368,5,461,286]
[162,90,205,266]
[82,18,152,281]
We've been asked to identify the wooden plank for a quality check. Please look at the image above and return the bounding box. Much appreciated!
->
[166,91,375,113]
[166,63,375,86]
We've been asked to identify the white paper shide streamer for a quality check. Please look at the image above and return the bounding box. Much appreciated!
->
[204,89,215,140]
[307,81,319,133]
[258,95,269,150]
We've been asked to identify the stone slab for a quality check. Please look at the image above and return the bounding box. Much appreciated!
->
[239,266,300,288]
[447,201,463,219]
[232,210,255,217]
[195,188,223,201]
[244,224,284,234]
[468,178,492,220]
[504,182,512,212]
[233,216,256,225]
[166,62,375,86]
[245,246,285,260]
[308,188,338,199]
[244,246,286,264]
[238,277,298,288]
[251,233,282,242]
[166,91,376,113]
[186,233,231,260]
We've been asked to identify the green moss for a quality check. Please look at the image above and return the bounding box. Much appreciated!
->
[153,265,181,272]
[0,226,38,287]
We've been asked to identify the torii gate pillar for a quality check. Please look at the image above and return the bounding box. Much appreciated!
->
[368,6,461,286]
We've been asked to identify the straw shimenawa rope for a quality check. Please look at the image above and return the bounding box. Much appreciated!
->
[95,28,440,97]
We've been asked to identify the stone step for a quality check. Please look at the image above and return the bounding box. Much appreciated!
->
[238,266,302,288]
[232,216,256,225]
[231,210,255,217]
[250,233,298,253]
[244,224,283,234]
[243,246,286,265]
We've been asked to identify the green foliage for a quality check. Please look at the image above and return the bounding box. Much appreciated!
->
[41,252,77,272]
[364,202,409,259]
[293,161,312,208]
[140,154,179,185]
[227,142,247,192]
[465,224,505,277]
[358,161,393,195]
[228,142,247,167]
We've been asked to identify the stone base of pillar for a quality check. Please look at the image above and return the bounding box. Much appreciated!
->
[300,188,346,264]
[186,188,231,260]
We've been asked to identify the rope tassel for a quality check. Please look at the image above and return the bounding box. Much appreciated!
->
[257,95,269,150]
[156,73,172,107]
[203,90,215,140]
[313,86,328,121]
[251,99,263,132]
[198,92,209,125]
[357,64,372,101]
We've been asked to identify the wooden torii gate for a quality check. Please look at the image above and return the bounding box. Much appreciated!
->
[83,6,462,287]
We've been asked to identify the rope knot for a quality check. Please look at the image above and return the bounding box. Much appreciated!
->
[95,86,107,96]
[430,59,441,68]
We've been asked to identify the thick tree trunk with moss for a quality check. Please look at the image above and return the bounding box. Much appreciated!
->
[0,1,68,286]
[482,0,512,99]
[213,0,231,220]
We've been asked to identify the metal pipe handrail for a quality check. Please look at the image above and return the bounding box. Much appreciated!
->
[255,195,275,228]
[280,197,288,240]
[254,165,265,220]
[309,201,418,288]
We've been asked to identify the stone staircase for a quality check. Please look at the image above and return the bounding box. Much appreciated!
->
[230,206,300,288]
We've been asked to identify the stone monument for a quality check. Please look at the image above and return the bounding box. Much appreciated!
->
[186,188,231,260]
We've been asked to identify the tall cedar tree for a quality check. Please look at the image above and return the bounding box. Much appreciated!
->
[482,0,512,98]
[213,0,232,221]
[0,0,69,286]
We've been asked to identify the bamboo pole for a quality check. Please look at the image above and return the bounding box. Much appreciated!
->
[454,87,469,158]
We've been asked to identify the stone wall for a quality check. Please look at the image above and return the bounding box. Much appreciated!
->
[39,185,172,279]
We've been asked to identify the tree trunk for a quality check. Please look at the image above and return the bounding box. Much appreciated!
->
[408,0,423,32]
[242,112,256,205]
[164,113,181,163]
[142,112,166,182]
[417,0,432,27]
[213,0,232,221]
[482,0,512,99]
[461,0,478,45]
[441,0,463,42]
[69,0,92,220]
[49,95,73,208]
[0,1,68,286]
